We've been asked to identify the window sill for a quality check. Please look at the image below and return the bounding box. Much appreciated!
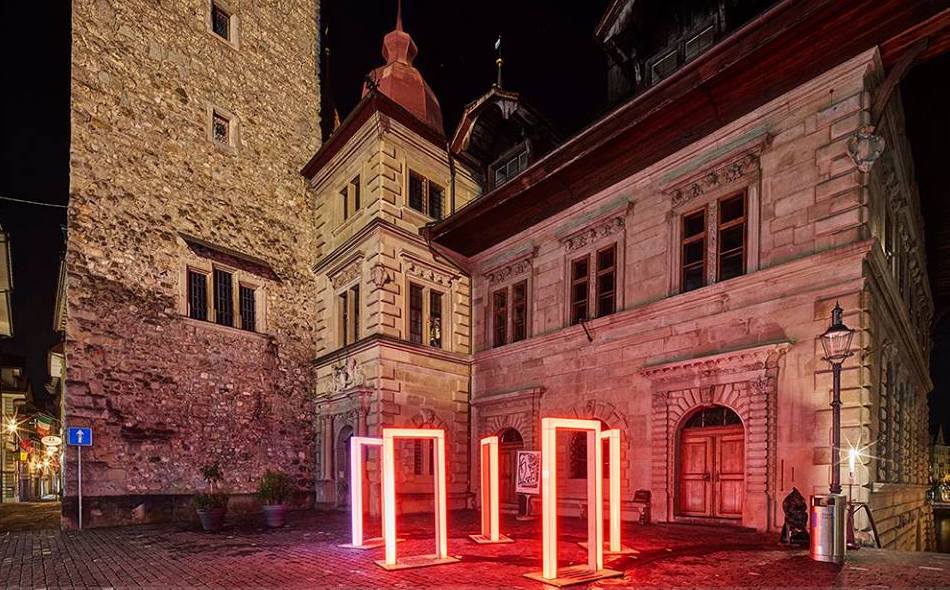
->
[182,316,268,340]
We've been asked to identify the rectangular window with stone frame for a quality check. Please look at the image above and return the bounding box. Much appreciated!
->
[337,283,360,346]
[186,266,261,332]
[491,279,528,348]
[210,2,238,46]
[679,192,748,293]
[341,175,361,223]
[407,281,445,348]
[569,243,617,325]
[407,169,445,220]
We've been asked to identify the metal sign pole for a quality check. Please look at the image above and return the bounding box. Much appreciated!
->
[77,445,82,530]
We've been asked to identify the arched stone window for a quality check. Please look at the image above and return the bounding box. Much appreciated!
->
[682,405,742,429]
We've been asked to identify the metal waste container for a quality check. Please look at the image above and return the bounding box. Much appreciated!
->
[810,494,846,563]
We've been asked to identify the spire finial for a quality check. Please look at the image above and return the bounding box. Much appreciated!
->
[396,0,403,31]
[494,35,503,88]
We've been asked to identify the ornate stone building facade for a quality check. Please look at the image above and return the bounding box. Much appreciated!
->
[303,18,480,514]
[429,1,940,551]
[65,0,321,527]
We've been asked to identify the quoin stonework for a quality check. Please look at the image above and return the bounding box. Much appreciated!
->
[64,0,944,553]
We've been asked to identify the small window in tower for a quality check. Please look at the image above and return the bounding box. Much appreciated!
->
[187,270,209,321]
[212,110,230,145]
[428,182,444,220]
[239,284,256,331]
[211,3,231,41]
[213,268,234,327]
[409,171,425,213]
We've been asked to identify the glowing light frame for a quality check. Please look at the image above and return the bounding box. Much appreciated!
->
[470,435,514,544]
[376,428,459,570]
[524,418,622,585]
[578,429,637,555]
[338,436,383,549]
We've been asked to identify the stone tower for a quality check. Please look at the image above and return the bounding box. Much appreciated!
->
[302,8,480,514]
[66,0,321,527]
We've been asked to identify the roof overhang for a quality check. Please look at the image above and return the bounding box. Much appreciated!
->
[427,0,950,257]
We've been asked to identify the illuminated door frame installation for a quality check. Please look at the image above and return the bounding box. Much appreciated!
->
[524,418,622,586]
[376,428,460,570]
[339,436,383,549]
[578,429,637,556]
[470,435,514,544]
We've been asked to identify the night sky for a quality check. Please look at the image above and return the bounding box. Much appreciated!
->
[0,1,946,436]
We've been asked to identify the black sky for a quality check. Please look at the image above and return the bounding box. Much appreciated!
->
[0,0,946,437]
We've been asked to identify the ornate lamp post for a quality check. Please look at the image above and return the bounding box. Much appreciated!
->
[819,303,855,494]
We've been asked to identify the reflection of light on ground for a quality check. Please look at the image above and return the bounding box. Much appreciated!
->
[935,510,950,554]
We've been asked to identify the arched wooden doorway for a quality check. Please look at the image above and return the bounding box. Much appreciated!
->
[498,428,524,509]
[677,405,744,520]
[336,425,354,508]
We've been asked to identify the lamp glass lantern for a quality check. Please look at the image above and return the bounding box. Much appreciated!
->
[820,303,854,364]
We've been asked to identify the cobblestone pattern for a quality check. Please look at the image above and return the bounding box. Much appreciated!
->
[2,509,949,589]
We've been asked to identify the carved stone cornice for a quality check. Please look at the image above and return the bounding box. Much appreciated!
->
[640,341,791,387]
[401,252,456,287]
[484,257,531,286]
[325,251,364,289]
[666,153,759,208]
[561,216,625,252]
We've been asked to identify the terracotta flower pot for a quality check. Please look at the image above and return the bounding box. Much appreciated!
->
[196,506,226,532]
[262,503,287,528]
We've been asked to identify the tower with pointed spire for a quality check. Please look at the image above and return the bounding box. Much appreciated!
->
[301,2,480,516]
[362,0,443,133]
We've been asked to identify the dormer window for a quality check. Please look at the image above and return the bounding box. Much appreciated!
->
[647,20,719,86]
[492,148,529,188]
[651,51,678,83]
[684,25,715,62]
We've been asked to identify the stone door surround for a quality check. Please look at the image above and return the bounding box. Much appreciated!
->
[641,341,789,530]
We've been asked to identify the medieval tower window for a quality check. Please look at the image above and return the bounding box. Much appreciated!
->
[210,2,237,44]
[407,282,444,348]
[184,261,263,333]
[210,108,237,148]
[407,169,445,220]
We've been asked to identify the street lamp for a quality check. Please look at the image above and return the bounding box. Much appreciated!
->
[819,303,855,494]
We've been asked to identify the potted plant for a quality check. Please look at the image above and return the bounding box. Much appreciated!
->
[194,463,228,532]
[257,470,292,528]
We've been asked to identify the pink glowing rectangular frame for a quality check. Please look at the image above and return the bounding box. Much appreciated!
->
[347,436,382,548]
[602,429,622,552]
[470,435,513,544]
[378,427,454,569]
[543,418,604,579]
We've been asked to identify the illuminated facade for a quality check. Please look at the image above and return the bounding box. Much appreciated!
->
[430,2,938,551]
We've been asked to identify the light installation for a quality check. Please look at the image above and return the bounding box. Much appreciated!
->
[340,436,384,549]
[376,427,459,570]
[470,435,514,544]
[524,418,622,586]
[581,429,637,555]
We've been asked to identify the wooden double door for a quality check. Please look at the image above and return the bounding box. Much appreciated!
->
[678,425,744,519]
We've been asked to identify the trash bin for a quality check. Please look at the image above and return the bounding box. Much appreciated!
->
[810,494,846,563]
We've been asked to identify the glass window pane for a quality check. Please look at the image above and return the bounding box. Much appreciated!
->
[720,225,744,253]
[684,240,704,264]
[493,289,507,347]
[683,265,704,292]
[428,183,444,220]
[211,4,230,40]
[409,284,423,344]
[685,25,715,62]
[719,252,744,281]
[719,195,744,223]
[239,285,256,331]
[408,171,425,212]
[187,271,208,321]
[512,281,527,342]
[213,269,233,326]
[597,247,615,270]
[429,290,442,347]
[683,210,705,237]
[572,258,588,280]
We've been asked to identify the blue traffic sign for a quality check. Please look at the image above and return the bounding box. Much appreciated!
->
[67,427,93,447]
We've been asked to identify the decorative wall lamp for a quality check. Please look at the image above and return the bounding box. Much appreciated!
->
[377,428,458,570]
[524,418,622,586]
[470,435,514,544]
[339,436,385,549]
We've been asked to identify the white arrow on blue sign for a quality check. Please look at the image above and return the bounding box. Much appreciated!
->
[67,427,93,447]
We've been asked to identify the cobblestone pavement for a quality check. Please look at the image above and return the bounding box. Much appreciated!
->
[2,508,949,589]
[0,502,61,532]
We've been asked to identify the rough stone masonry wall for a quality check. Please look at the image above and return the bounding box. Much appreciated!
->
[66,0,321,527]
